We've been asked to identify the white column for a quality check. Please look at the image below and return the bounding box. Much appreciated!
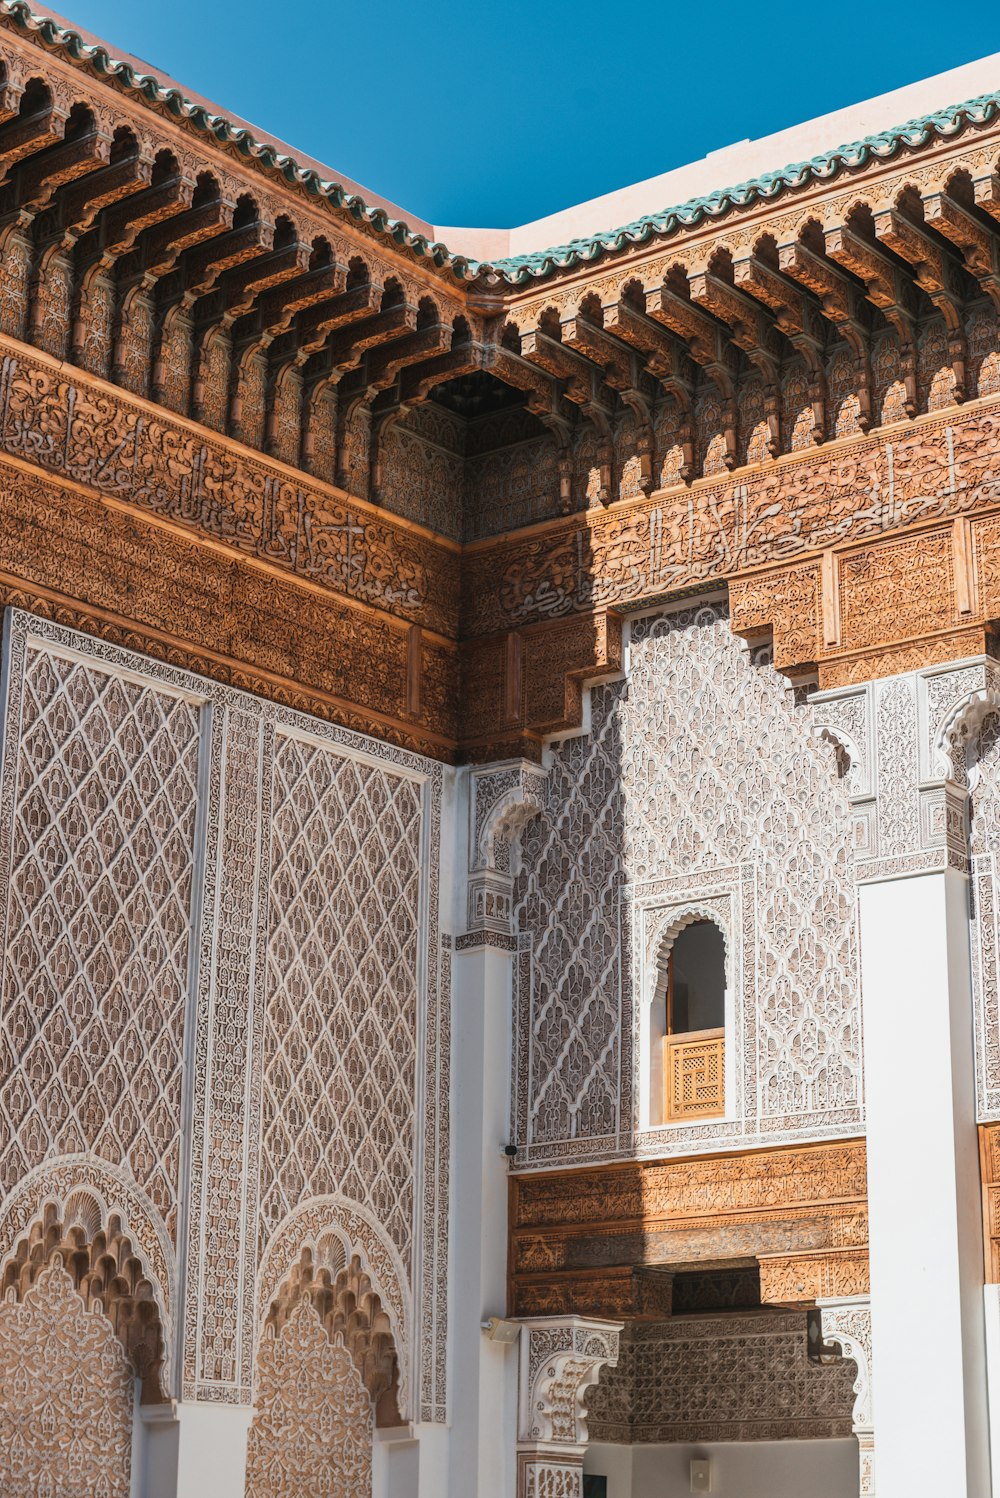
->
[135,1402,252,1498]
[861,867,988,1496]
[985,1285,1000,1495]
[815,662,995,1498]
[446,762,548,1498]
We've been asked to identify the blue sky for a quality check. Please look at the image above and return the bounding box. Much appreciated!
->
[46,0,1000,229]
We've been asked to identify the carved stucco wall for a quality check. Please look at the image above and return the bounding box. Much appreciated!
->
[245,1299,373,1498]
[261,734,423,1261]
[587,1312,855,1444]
[0,610,448,1427]
[0,641,203,1241]
[0,1259,134,1497]
[512,604,861,1167]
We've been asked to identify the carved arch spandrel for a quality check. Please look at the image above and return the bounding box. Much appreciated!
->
[0,1184,170,1401]
[264,1242,402,1428]
[256,1198,409,1418]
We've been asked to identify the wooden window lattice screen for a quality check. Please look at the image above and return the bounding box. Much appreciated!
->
[664,1028,725,1121]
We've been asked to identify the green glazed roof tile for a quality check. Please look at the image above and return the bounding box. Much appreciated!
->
[3,0,999,288]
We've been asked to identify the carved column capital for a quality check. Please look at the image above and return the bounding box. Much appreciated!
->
[818,1295,874,1496]
[460,760,548,951]
[470,758,549,875]
[813,658,1000,881]
[516,1315,621,1446]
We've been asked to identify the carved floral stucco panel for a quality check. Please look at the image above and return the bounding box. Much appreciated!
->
[512,604,861,1168]
[0,1259,134,1498]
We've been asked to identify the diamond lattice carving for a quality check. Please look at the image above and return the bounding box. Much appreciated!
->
[245,1297,373,1498]
[0,1258,133,1497]
[261,733,423,1258]
[0,646,202,1237]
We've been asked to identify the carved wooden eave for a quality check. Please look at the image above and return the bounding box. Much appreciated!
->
[3,8,1000,756]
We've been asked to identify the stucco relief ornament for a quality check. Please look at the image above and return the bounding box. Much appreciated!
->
[460,759,549,949]
[818,1296,875,1497]
[515,1316,622,1498]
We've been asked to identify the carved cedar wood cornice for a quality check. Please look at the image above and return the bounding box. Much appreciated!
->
[507,1140,869,1320]
[6,22,1000,755]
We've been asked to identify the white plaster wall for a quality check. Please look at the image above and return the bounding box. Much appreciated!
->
[585,1439,859,1498]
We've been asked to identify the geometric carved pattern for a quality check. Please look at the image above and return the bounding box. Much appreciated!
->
[245,1298,373,1498]
[0,1258,133,1498]
[971,711,1000,1117]
[586,1311,856,1443]
[665,1031,725,1120]
[0,644,202,1239]
[261,731,423,1259]
[0,613,447,1422]
[513,605,860,1166]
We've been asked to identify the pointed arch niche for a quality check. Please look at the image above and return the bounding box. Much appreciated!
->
[643,907,732,1128]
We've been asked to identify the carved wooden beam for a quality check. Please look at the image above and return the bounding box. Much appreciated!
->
[874,204,968,398]
[645,281,737,466]
[603,294,695,393]
[0,114,109,226]
[519,326,594,406]
[310,300,419,385]
[233,261,346,351]
[194,235,313,332]
[647,281,736,387]
[362,321,452,395]
[157,216,275,308]
[33,146,151,250]
[922,187,1000,313]
[559,311,638,392]
[116,192,233,285]
[0,85,65,178]
[826,222,919,414]
[777,237,874,430]
[388,337,486,407]
[734,252,827,438]
[269,279,382,369]
[972,169,1000,227]
[73,167,194,280]
[70,169,195,373]
[690,269,784,452]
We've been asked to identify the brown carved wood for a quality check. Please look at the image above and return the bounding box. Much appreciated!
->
[4,15,1000,758]
[507,1139,869,1319]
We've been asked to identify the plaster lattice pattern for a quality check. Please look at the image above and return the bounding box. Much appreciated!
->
[260,731,423,1258]
[587,1312,855,1443]
[0,643,202,1238]
[245,1298,373,1498]
[0,612,448,1421]
[513,605,860,1166]
[0,1259,133,1497]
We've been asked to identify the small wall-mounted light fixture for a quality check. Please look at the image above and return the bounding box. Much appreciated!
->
[481,1316,521,1345]
[690,1457,712,1493]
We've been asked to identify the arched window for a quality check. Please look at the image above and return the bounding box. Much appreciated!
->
[650,918,727,1124]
